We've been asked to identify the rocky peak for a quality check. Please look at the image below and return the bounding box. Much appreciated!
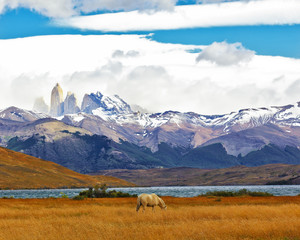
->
[64,92,80,115]
[81,93,100,114]
[81,91,132,115]
[50,83,64,117]
[33,97,49,114]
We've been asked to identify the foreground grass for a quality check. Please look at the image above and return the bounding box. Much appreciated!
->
[0,196,300,240]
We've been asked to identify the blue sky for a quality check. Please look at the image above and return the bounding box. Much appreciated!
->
[0,0,300,114]
[1,4,299,58]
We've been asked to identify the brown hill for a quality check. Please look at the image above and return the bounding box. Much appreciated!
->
[98,164,300,186]
[0,147,134,189]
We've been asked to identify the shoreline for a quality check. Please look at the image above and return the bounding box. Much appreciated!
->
[0,185,299,199]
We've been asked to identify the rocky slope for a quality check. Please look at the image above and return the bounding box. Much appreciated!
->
[5,118,167,173]
[0,106,48,123]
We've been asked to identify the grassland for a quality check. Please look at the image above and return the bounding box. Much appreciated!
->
[0,147,134,189]
[0,196,300,240]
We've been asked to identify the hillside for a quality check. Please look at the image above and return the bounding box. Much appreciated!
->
[98,164,300,186]
[0,147,134,189]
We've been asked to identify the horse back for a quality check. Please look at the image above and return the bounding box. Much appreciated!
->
[139,193,159,206]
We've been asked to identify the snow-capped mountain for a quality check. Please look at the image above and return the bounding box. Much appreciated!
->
[2,84,300,157]
[66,91,300,132]
[1,85,300,171]
[81,92,132,117]
[60,90,300,154]
[0,106,49,123]
[45,84,300,132]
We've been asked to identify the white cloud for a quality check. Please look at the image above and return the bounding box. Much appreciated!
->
[0,0,77,18]
[78,0,177,13]
[112,50,140,58]
[196,41,255,66]
[285,79,300,99]
[56,0,300,31]
[0,34,300,115]
[196,0,247,3]
[0,0,177,18]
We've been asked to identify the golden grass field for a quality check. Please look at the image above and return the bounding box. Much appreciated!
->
[0,196,300,240]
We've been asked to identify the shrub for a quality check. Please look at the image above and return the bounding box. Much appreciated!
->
[72,195,85,200]
[201,189,273,197]
[73,184,137,199]
[1,196,14,199]
[60,192,69,198]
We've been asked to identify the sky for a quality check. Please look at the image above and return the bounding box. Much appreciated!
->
[0,0,299,115]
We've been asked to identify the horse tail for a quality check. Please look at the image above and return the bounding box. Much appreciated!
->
[136,196,141,212]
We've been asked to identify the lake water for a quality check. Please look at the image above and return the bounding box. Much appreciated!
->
[0,185,299,199]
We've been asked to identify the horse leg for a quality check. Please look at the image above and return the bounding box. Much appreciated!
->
[152,206,155,212]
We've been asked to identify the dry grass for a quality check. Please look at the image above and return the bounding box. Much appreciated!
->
[0,196,300,240]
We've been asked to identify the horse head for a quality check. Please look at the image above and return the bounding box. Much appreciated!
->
[159,197,167,210]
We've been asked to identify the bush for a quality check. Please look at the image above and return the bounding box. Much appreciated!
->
[200,189,273,197]
[1,196,14,199]
[73,184,137,200]
[60,192,69,198]
[72,195,85,200]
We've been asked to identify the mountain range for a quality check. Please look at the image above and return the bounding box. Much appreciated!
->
[1,83,300,173]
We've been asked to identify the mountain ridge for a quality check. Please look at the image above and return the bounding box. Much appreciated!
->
[97,164,300,186]
[0,84,300,172]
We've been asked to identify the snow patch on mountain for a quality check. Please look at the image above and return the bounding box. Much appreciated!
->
[0,107,49,122]
[70,114,85,123]
[82,92,133,118]
[66,100,300,131]
[276,103,300,121]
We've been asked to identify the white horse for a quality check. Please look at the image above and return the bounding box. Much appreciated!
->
[136,193,167,212]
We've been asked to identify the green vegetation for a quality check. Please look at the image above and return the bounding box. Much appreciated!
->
[60,192,69,198]
[7,135,42,151]
[266,175,299,185]
[182,143,239,168]
[1,196,14,199]
[116,140,166,167]
[200,188,273,197]
[72,184,137,200]
[240,144,300,166]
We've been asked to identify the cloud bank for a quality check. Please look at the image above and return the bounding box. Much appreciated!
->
[0,0,77,18]
[56,0,300,31]
[0,0,177,18]
[0,34,300,115]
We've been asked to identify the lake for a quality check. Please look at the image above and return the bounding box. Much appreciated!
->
[0,185,300,199]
